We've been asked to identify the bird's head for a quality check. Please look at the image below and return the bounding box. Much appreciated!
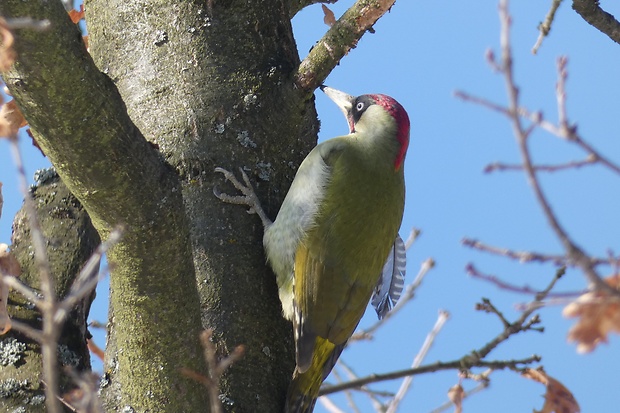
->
[321,85,410,170]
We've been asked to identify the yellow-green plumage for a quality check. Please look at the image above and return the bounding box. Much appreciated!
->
[294,135,404,357]
[263,88,409,413]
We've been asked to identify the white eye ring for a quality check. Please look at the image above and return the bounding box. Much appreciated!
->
[356,102,365,111]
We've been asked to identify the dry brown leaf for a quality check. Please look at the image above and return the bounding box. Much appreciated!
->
[447,384,464,413]
[0,243,21,335]
[68,5,85,24]
[563,274,620,353]
[87,338,105,362]
[322,4,336,27]
[522,368,580,413]
[0,18,16,72]
[0,99,27,139]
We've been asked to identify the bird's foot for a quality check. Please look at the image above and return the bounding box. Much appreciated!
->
[213,167,272,228]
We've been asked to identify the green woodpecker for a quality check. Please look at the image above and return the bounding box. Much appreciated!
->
[214,86,410,413]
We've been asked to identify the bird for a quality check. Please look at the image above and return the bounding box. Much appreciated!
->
[214,85,410,412]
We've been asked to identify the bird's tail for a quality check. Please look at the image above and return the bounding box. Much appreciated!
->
[284,337,347,413]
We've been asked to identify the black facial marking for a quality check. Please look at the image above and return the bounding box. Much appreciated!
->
[351,95,376,124]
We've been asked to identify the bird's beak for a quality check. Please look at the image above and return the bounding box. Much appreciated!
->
[320,85,355,117]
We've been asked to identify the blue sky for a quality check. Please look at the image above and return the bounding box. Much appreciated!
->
[2,1,620,412]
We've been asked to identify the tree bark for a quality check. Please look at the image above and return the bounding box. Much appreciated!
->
[573,0,620,44]
[85,0,318,409]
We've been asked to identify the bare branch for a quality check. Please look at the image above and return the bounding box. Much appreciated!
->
[318,396,347,413]
[532,0,564,54]
[462,238,618,268]
[331,369,362,413]
[8,137,55,309]
[404,227,421,250]
[572,0,620,44]
[430,380,490,413]
[352,257,434,340]
[467,263,583,299]
[319,356,539,396]
[385,311,449,413]
[484,155,597,173]
[54,226,123,324]
[476,297,512,329]
[322,269,556,396]
[497,0,617,297]
[10,318,45,342]
[4,17,51,30]
[181,329,246,413]
[8,135,61,413]
[336,360,386,411]
[295,0,397,92]
[454,90,620,176]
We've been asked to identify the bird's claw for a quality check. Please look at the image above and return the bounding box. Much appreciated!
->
[213,167,272,228]
[213,167,258,207]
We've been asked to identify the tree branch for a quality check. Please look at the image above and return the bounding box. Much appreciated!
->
[497,0,617,297]
[532,0,563,54]
[319,356,540,396]
[321,269,557,396]
[295,0,397,92]
[572,0,620,44]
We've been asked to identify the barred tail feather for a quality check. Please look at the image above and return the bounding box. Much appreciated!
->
[285,338,347,413]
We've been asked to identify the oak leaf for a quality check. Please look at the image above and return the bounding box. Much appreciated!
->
[322,4,336,27]
[68,5,85,24]
[563,275,620,353]
[0,99,28,139]
[0,18,16,72]
[522,368,580,413]
[447,384,464,413]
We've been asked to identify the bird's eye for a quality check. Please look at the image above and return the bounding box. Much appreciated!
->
[356,102,365,111]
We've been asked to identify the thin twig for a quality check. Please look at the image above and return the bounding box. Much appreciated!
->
[352,258,434,340]
[476,298,511,328]
[10,319,45,342]
[404,227,421,250]
[462,238,617,268]
[467,263,583,299]
[8,137,55,310]
[181,329,245,413]
[336,360,384,411]
[318,395,347,413]
[453,91,620,176]
[497,0,617,297]
[331,369,362,413]
[55,226,123,324]
[429,380,490,413]
[4,17,51,30]
[319,356,539,396]
[8,136,61,413]
[484,155,596,173]
[532,0,563,54]
[385,310,449,413]
[1,275,42,304]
